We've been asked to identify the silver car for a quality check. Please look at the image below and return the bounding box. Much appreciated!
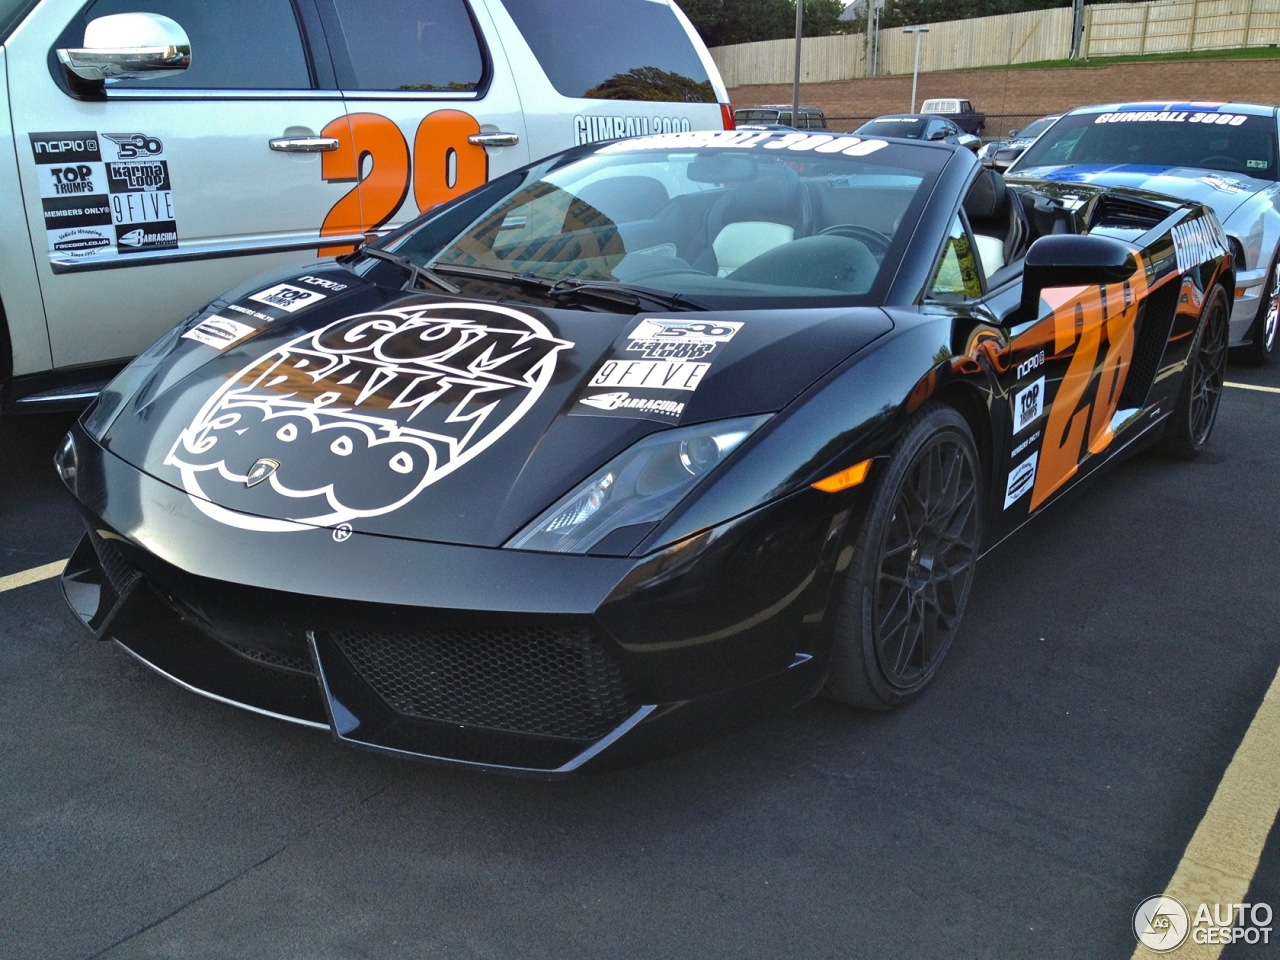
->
[1006,100,1279,363]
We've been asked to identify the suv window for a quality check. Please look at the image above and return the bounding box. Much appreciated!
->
[328,0,485,92]
[83,0,312,89]
[502,0,714,102]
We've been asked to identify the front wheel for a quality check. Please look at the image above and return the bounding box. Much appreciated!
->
[1235,253,1278,366]
[826,403,983,710]
[1160,283,1230,458]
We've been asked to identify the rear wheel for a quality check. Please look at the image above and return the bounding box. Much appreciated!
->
[1235,253,1278,366]
[1160,284,1230,459]
[826,403,983,710]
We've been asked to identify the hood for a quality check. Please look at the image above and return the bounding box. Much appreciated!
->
[1010,163,1261,224]
[101,268,893,547]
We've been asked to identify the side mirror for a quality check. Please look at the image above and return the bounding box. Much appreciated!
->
[1018,234,1137,322]
[57,13,191,83]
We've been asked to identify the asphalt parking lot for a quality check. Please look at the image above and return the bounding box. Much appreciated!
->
[2,359,1278,960]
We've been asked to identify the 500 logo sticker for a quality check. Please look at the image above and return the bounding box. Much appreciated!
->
[319,111,489,256]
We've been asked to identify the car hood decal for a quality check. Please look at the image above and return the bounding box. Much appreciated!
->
[103,280,893,547]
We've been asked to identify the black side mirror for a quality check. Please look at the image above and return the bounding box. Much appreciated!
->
[1018,234,1136,322]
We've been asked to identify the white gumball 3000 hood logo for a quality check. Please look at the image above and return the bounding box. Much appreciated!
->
[166,303,572,532]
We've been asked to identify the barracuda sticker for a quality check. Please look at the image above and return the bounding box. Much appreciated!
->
[30,130,180,260]
[166,303,572,532]
[573,318,742,423]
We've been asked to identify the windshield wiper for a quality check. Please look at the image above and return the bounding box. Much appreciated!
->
[356,246,461,295]
[546,279,706,313]
[430,264,704,312]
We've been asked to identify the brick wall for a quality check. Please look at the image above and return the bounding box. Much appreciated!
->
[729,57,1280,135]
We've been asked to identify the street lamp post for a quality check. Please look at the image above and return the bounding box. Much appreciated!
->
[904,26,929,113]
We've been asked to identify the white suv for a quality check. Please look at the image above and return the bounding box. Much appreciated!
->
[0,0,729,411]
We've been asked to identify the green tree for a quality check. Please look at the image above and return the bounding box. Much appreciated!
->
[681,0,851,46]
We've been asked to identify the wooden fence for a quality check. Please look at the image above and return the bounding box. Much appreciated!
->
[710,0,1280,87]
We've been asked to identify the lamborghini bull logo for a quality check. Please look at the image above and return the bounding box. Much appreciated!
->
[166,303,572,532]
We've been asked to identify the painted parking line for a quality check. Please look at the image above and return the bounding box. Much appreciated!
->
[0,560,66,594]
[1225,381,1280,395]
[1131,660,1280,957]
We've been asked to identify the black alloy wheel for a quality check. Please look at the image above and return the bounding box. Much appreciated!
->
[827,403,983,710]
[1161,284,1230,458]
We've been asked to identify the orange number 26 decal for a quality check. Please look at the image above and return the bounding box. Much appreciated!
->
[1029,261,1147,511]
[319,110,489,257]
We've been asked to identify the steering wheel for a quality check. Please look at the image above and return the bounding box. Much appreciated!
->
[1199,155,1248,173]
[817,224,892,257]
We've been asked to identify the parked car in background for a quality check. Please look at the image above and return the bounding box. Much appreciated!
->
[919,98,986,135]
[1006,100,1280,363]
[978,114,1062,171]
[0,0,730,416]
[855,114,980,152]
[733,104,829,130]
[60,130,1232,774]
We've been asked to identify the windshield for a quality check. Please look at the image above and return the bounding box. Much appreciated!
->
[1015,108,1278,180]
[857,118,931,140]
[397,131,942,306]
[1017,116,1058,139]
[0,0,32,39]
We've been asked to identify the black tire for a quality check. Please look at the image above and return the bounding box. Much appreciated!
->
[1160,284,1230,459]
[1235,253,1278,366]
[826,403,983,710]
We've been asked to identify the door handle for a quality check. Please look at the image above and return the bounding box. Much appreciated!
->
[269,136,341,153]
[468,132,520,147]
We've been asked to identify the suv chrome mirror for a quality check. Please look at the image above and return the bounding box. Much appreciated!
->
[57,13,191,82]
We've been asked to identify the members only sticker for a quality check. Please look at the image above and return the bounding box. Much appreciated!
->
[573,318,743,423]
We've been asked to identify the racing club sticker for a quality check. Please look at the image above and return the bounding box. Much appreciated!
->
[572,318,742,423]
[29,130,179,260]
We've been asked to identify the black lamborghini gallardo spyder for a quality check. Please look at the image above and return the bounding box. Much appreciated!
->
[58,130,1232,775]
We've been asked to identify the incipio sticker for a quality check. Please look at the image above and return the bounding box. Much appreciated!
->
[573,318,742,423]
[182,316,257,350]
[248,283,327,313]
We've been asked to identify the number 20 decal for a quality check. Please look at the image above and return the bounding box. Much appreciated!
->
[1028,263,1147,510]
[318,110,489,256]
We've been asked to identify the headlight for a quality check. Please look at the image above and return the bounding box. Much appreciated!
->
[506,414,770,555]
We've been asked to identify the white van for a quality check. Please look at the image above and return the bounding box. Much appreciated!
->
[0,0,730,411]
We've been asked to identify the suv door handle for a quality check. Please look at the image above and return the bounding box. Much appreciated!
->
[468,132,520,147]
[269,136,341,153]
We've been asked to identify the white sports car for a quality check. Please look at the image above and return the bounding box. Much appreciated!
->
[1007,100,1280,364]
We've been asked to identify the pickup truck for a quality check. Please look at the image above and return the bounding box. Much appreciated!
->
[919,98,986,136]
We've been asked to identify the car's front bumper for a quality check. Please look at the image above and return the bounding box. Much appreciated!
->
[57,420,855,776]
